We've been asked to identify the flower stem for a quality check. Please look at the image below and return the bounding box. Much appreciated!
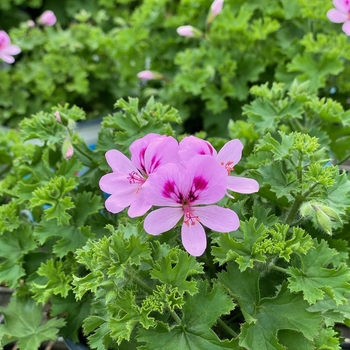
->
[268,264,288,274]
[285,196,303,225]
[217,318,238,338]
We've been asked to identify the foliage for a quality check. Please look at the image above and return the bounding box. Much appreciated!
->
[0,0,350,349]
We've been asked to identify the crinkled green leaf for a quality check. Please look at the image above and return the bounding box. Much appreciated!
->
[288,240,350,305]
[30,259,74,303]
[137,281,239,350]
[150,250,204,295]
[212,218,267,270]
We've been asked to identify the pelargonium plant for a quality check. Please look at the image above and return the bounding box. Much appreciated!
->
[1,91,349,349]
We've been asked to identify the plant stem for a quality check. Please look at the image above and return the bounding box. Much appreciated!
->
[285,197,303,225]
[269,264,288,274]
[334,153,350,166]
[217,318,238,338]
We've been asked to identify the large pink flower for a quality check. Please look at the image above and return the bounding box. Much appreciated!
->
[327,0,350,35]
[143,156,240,256]
[99,134,179,218]
[179,136,259,195]
[0,31,21,64]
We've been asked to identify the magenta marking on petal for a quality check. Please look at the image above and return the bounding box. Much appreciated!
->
[149,155,161,173]
[188,176,208,202]
[162,180,184,203]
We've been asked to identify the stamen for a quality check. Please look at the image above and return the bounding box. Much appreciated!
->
[220,160,234,175]
[183,206,200,226]
[127,171,146,185]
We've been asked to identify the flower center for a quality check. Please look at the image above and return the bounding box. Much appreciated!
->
[183,205,200,226]
[127,171,146,185]
[220,160,234,175]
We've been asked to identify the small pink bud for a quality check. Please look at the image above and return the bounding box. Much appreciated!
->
[38,10,57,26]
[137,70,156,80]
[211,0,224,17]
[54,111,61,123]
[177,25,195,37]
[65,145,74,159]
[27,20,35,27]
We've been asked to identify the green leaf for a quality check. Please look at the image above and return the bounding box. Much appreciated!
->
[150,250,204,295]
[278,330,314,350]
[325,171,350,213]
[212,218,267,270]
[30,259,74,303]
[0,296,65,349]
[288,240,350,305]
[50,293,92,342]
[257,162,299,202]
[240,283,322,350]
[137,281,239,350]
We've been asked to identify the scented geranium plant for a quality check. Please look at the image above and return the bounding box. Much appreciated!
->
[1,89,349,349]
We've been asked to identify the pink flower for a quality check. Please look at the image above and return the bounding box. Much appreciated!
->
[179,136,259,195]
[327,0,350,35]
[38,10,57,26]
[27,20,35,27]
[143,156,240,256]
[137,70,156,80]
[211,0,224,17]
[0,31,21,64]
[99,134,179,218]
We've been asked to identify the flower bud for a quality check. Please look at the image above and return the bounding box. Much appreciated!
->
[176,25,203,38]
[38,10,57,26]
[300,201,342,236]
[211,0,224,17]
[137,70,156,80]
[62,139,74,159]
[54,111,61,123]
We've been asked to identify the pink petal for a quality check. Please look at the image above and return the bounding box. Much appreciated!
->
[105,149,136,173]
[144,207,183,235]
[186,155,227,205]
[2,45,21,55]
[177,25,195,37]
[194,205,240,232]
[99,172,135,194]
[143,162,191,206]
[327,8,347,23]
[227,176,259,194]
[181,221,207,256]
[179,136,217,163]
[130,134,164,173]
[104,193,133,214]
[334,0,350,13]
[343,20,350,34]
[143,136,179,174]
[0,31,10,47]
[128,192,152,217]
[0,53,15,64]
[137,70,155,80]
[216,139,244,167]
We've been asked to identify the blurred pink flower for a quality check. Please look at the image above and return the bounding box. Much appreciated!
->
[177,25,195,37]
[99,134,179,218]
[137,70,156,80]
[327,0,350,35]
[143,156,240,256]
[39,10,57,26]
[0,30,21,64]
[27,20,35,27]
[179,136,259,195]
[54,111,61,123]
[211,0,224,17]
